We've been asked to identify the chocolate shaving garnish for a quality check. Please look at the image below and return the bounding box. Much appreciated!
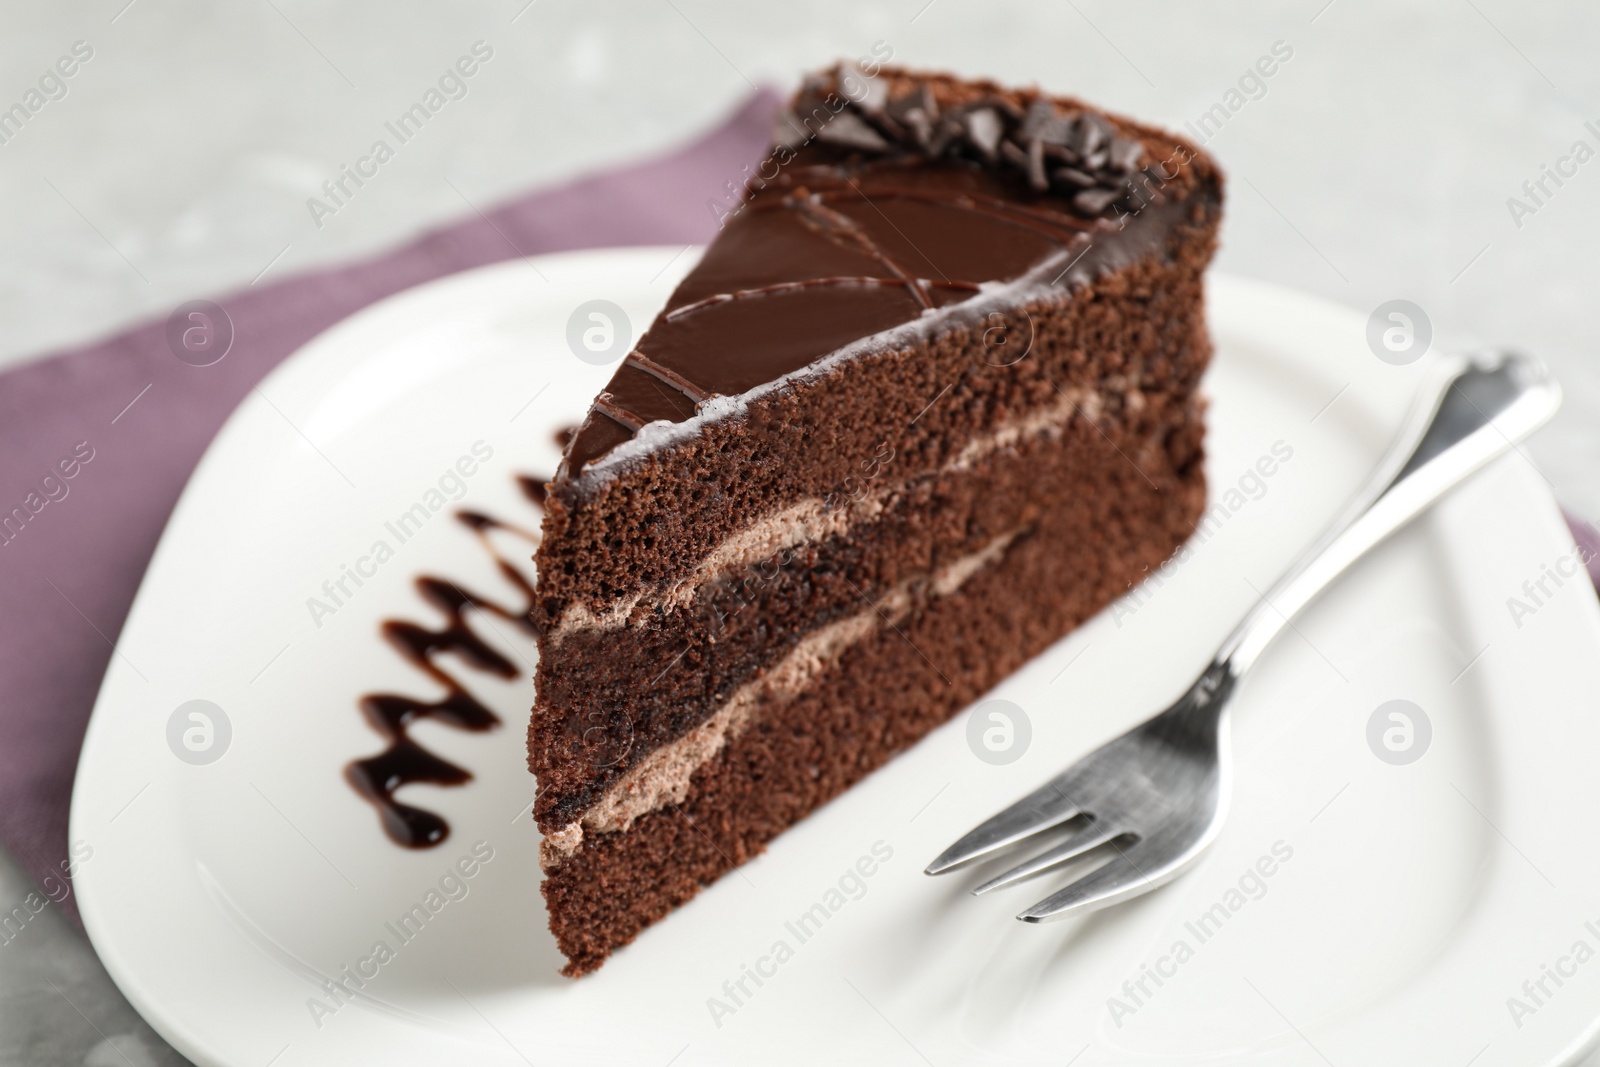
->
[796,68,1177,227]
[976,94,1025,122]
[865,110,909,142]
[887,84,939,124]
[1070,114,1110,159]
[1108,137,1146,174]
[791,69,1175,227]
[963,107,1003,162]
[927,117,964,156]
[900,108,935,148]
[1072,187,1120,216]
[772,111,812,151]
[838,62,890,113]
[1020,99,1075,146]
[1026,138,1048,191]
[817,110,892,152]
[887,85,939,149]
[1053,166,1097,189]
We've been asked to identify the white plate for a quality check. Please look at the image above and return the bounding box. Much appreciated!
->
[72,251,1600,1066]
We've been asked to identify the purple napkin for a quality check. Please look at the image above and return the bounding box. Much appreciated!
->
[1566,512,1600,589]
[0,91,779,925]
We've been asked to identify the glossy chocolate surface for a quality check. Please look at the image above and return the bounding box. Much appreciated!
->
[554,72,1215,489]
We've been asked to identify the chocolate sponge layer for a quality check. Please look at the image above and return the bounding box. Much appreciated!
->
[531,234,1216,830]
[529,66,1222,977]
[540,423,1205,975]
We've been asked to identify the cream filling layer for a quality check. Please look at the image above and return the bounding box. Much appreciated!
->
[539,527,1023,871]
[550,492,885,638]
[548,385,1112,644]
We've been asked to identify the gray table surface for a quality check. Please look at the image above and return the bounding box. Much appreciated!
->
[3,1,1599,1063]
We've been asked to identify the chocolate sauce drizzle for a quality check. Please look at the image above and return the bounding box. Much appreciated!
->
[345,466,553,849]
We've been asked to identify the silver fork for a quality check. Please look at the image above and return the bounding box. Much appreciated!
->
[926,349,1562,921]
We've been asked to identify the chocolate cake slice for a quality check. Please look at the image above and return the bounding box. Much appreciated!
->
[531,65,1222,976]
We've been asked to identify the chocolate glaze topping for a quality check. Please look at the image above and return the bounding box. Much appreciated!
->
[553,66,1216,495]
[346,476,547,848]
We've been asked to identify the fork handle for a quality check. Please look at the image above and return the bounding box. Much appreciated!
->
[1212,350,1561,680]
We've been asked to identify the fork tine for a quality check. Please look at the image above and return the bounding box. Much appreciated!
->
[971,820,1124,895]
[1017,843,1168,922]
[924,775,1082,875]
